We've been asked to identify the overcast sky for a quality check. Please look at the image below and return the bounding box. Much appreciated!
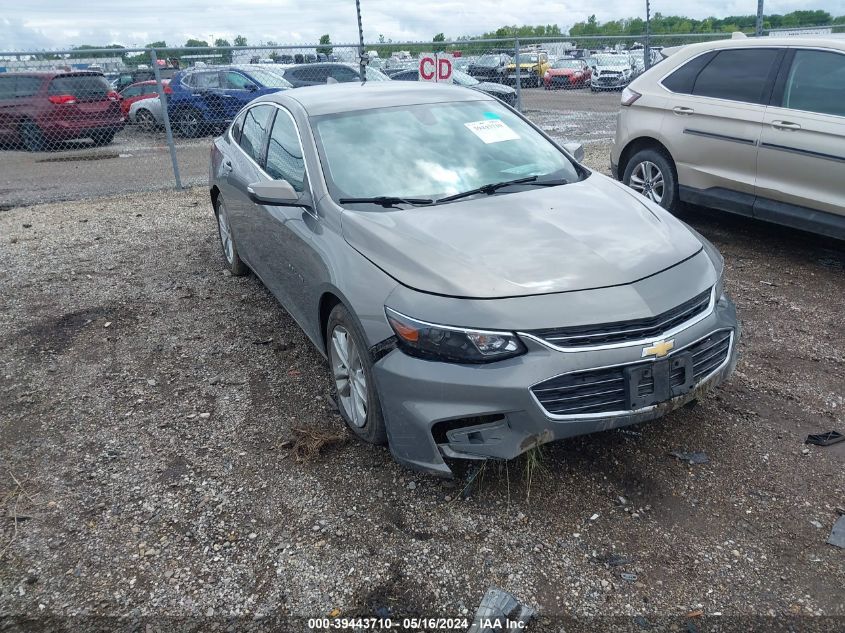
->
[2,0,844,51]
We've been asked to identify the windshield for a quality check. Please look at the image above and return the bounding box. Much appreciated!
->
[553,59,582,69]
[476,55,502,66]
[365,66,390,81]
[244,69,293,88]
[517,54,539,64]
[313,100,579,201]
[596,55,629,67]
[451,69,480,86]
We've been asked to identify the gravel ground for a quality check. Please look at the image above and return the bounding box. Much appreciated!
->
[1,148,844,632]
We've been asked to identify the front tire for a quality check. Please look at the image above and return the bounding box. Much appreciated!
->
[214,197,248,276]
[326,304,387,445]
[622,148,679,212]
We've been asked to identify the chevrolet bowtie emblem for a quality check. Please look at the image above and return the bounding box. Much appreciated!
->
[642,339,675,358]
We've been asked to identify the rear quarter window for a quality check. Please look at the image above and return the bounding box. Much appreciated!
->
[661,52,716,93]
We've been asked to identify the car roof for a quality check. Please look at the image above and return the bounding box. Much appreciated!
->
[675,35,845,55]
[0,70,104,78]
[259,81,490,116]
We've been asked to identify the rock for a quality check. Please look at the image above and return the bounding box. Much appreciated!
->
[407,481,417,490]
[248,532,257,540]
[199,412,211,419]
[810,520,823,529]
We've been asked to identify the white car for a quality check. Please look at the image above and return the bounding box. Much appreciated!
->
[128,96,164,132]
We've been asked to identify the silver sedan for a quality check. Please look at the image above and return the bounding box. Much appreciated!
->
[209,82,739,477]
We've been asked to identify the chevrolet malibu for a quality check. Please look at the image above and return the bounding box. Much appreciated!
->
[209,82,739,477]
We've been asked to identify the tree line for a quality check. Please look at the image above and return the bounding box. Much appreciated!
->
[41,8,845,64]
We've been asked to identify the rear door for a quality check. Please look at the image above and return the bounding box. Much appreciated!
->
[660,48,783,213]
[189,71,226,122]
[222,104,276,271]
[756,47,845,226]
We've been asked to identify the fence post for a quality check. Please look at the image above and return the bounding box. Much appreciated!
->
[150,49,182,190]
[514,38,521,111]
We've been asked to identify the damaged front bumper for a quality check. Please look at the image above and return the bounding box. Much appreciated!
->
[373,293,739,478]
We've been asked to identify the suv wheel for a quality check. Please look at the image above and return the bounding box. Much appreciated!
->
[19,121,46,152]
[176,109,202,138]
[623,148,679,211]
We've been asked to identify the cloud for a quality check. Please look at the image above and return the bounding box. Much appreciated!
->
[3,0,844,51]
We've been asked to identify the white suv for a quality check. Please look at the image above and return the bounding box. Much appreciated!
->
[611,36,845,240]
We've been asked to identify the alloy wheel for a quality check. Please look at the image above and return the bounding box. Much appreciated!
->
[178,111,199,137]
[137,110,155,133]
[330,326,367,428]
[629,160,665,204]
[216,202,234,264]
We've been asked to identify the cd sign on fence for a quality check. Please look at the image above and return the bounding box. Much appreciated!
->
[419,53,453,83]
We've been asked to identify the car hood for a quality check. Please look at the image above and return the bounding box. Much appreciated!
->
[474,81,514,94]
[341,175,704,299]
[548,68,580,75]
[595,64,631,72]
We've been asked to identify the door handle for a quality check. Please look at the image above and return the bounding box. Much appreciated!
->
[772,120,801,131]
[672,106,695,115]
[223,160,233,172]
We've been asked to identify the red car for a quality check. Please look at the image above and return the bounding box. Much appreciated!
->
[543,58,592,89]
[118,79,170,117]
[0,71,124,151]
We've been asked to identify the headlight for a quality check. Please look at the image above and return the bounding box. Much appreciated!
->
[385,307,526,363]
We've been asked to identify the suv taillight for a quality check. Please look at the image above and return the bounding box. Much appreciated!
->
[48,94,77,105]
[107,91,121,101]
[163,84,173,94]
[621,87,641,106]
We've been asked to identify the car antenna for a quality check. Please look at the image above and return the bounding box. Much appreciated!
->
[356,0,367,83]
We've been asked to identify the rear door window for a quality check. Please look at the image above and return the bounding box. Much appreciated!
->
[193,72,220,89]
[780,49,845,117]
[15,77,42,97]
[691,48,781,105]
[48,75,111,101]
[238,104,275,164]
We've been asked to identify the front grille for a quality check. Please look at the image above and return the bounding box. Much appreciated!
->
[524,288,712,349]
[531,329,732,417]
[686,329,732,381]
[531,366,627,416]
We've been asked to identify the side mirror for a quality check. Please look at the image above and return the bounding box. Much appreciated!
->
[563,141,585,163]
[244,82,258,92]
[247,180,304,206]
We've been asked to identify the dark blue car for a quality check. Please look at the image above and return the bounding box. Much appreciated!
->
[168,65,292,137]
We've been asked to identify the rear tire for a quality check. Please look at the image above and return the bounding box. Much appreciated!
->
[19,120,46,152]
[175,108,202,138]
[622,148,680,212]
[326,304,387,445]
[136,109,156,133]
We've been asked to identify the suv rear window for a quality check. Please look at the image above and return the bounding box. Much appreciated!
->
[691,49,780,105]
[49,75,111,101]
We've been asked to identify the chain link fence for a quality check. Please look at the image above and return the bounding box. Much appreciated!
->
[0,28,820,207]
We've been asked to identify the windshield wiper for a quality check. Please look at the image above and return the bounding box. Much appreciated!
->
[435,176,569,204]
[338,196,435,208]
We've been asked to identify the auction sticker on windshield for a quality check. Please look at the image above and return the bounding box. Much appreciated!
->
[464,119,520,144]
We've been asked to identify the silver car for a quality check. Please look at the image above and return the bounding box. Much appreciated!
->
[209,82,739,477]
